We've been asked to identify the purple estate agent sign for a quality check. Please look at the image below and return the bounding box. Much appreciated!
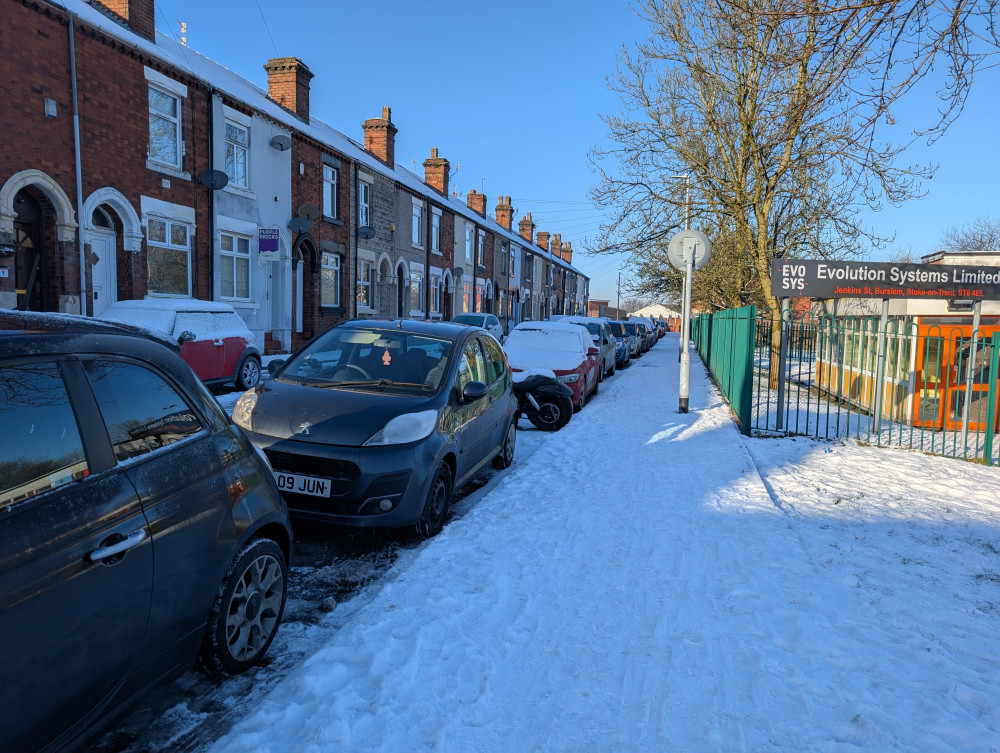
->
[258,228,280,262]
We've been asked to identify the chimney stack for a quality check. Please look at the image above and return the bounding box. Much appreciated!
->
[537,231,550,252]
[518,213,535,244]
[362,106,398,167]
[551,233,562,260]
[423,147,450,194]
[562,241,573,264]
[495,196,513,230]
[92,0,155,41]
[264,57,314,121]
[467,188,487,217]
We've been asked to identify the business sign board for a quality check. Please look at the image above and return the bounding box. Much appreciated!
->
[772,258,1000,300]
[258,228,280,262]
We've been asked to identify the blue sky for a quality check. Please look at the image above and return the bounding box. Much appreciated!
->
[154,0,998,303]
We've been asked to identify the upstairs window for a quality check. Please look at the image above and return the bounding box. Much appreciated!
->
[359,182,371,228]
[323,165,338,218]
[148,86,182,168]
[411,201,423,247]
[220,232,251,300]
[225,122,248,188]
[465,226,473,262]
[431,213,441,254]
[477,232,484,266]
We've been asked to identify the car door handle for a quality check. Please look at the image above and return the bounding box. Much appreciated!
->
[90,529,148,562]
[213,339,224,347]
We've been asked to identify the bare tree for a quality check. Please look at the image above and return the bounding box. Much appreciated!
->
[588,0,934,384]
[939,214,1000,252]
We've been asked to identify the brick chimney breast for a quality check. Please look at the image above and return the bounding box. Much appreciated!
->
[562,241,573,264]
[362,106,398,167]
[551,233,562,260]
[467,189,487,217]
[518,213,535,243]
[264,57,314,121]
[495,196,513,230]
[92,0,155,41]
[537,231,550,252]
[423,147,450,194]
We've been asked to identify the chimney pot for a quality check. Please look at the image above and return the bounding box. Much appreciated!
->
[264,57,314,121]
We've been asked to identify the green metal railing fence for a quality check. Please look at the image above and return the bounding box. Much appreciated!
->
[693,306,1000,464]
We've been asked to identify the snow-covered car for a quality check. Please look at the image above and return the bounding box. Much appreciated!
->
[0,310,292,753]
[99,299,262,390]
[451,312,504,341]
[629,316,658,350]
[233,319,518,538]
[552,315,617,378]
[609,319,640,360]
[503,320,601,410]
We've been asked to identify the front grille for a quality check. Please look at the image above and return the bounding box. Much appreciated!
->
[265,449,360,484]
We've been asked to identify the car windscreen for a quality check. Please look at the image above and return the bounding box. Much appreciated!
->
[609,322,626,337]
[452,314,485,327]
[279,328,454,391]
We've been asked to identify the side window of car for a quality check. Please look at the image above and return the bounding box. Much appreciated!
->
[82,360,203,461]
[456,340,487,394]
[482,336,506,384]
[0,362,89,509]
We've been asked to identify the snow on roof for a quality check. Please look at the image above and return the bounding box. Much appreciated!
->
[55,0,586,280]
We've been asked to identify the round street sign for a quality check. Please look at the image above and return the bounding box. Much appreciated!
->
[667,229,712,271]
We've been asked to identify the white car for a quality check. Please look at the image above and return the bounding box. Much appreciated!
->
[550,315,617,378]
[451,313,504,341]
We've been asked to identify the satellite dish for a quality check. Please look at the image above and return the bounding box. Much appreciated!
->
[358,225,376,240]
[297,204,321,221]
[476,265,487,276]
[198,170,229,191]
[288,217,311,233]
[269,134,292,151]
[454,266,464,278]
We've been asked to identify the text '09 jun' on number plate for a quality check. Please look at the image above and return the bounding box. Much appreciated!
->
[275,472,331,498]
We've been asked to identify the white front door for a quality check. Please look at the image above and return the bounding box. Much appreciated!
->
[87,228,116,317]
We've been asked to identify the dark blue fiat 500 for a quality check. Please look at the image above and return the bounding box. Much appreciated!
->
[233,319,518,538]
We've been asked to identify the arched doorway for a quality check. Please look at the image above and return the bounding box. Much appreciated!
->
[396,263,406,318]
[13,191,43,311]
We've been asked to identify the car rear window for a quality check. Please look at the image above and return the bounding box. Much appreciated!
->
[0,362,89,509]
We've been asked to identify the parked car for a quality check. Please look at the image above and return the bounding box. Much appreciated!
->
[0,310,293,753]
[611,320,641,359]
[99,299,262,390]
[607,320,633,368]
[631,319,653,352]
[451,312,505,341]
[551,315,617,378]
[233,319,518,538]
[503,320,601,410]
[630,316,658,349]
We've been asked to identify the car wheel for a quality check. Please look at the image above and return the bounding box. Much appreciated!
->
[492,419,517,468]
[607,361,616,377]
[414,464,451,539]
[199,538,287,677]
[528,396,572,431]
[236,356,261,390]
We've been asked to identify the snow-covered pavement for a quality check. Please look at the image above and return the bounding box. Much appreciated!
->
[206,336,1000,752]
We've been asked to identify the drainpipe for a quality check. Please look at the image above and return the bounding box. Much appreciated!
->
[69,14,86,315]
[353,164,359,318]
[207,89,216,300]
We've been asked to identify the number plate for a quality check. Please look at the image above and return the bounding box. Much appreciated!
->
[275,472,331,498]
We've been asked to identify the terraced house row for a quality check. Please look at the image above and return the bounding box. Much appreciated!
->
[1,0,590,352]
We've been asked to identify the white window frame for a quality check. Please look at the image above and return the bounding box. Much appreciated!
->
[323,165,339,219]
[219,230,252,301]
[430,271,443,315]
[147,85,182,170]
[465,225,473,263]
[321,251,341,308]
[477,231,485,267]
[411,198,424,248]
[146,216,192,297]
[359,181,372,227]
[224,120,249,189]
[431,209,441,255]
[409,262,424,317]
[145,68,188,177]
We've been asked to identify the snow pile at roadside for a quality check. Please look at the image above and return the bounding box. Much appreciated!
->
[209,338,1000,752]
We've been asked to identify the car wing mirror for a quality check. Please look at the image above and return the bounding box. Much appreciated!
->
[587,346,600,357]
[462,381,488,402]
[177,330,196,344]
[267,359,286,375]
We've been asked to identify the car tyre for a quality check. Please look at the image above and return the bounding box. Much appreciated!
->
[492,418,517,468]
[236,355,262,390]
[607,361,616,377]
[199,538,287,677]
[528,396,572,431]
[414,464,451,539]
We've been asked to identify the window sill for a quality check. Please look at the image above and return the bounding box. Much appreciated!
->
[147,160,191,181]
[322,216,344,227]
[320,305,345,315]
[431,249,443,256]
[223,184,256,200]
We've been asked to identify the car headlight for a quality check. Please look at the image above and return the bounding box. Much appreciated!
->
[232,390,257,431]
[557,373,580,383]
[364,409,439,446]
